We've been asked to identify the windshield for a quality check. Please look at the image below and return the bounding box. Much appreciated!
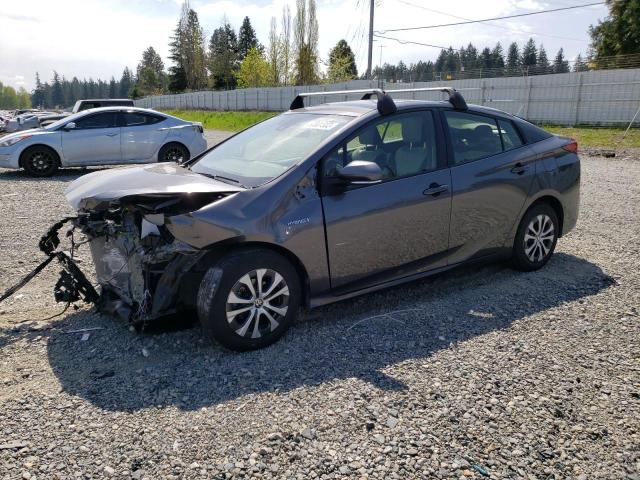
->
[191,113,351,187]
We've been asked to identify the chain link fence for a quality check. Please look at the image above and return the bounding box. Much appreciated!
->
[135,68,640,126]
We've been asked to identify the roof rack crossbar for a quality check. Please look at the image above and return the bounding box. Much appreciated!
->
[289,86,467,114]
[383,87,468,110]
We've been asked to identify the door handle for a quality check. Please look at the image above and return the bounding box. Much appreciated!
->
[423,183,449,196]
[510,162,529,175]
[105,132,119,137]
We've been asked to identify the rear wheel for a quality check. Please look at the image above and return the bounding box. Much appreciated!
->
[21,146,59,176]
[197,249,301,351]
[511,203,559,271]
[158,142,189,163]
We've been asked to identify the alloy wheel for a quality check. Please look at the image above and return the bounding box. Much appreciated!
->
[225,268,290,339]
[165,146,185,162]
[27,151,55,174]
[524,214,555,263]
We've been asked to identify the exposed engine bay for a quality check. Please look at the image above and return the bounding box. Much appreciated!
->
[71,191,231,323]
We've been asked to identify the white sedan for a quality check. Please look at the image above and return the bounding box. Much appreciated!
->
[0,107,208,176]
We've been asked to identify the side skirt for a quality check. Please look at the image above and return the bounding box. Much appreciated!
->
[308,250,511,309]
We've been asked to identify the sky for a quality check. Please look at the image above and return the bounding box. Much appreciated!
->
[0,0,609,91]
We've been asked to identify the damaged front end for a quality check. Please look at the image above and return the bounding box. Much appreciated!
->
[74,191,226,324]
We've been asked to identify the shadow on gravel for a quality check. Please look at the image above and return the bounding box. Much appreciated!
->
[40,252,615,412]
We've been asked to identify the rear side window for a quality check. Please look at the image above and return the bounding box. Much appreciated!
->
[444,111,502,165]
[515,118,552,143]
[74,112,117,129]
[497,119,524,151]
[121,112,164,126]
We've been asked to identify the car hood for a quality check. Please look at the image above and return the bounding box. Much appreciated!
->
[0,128,51,140]
[65,162,244,210]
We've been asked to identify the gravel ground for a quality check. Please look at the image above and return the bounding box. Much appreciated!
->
[0,140,638,480]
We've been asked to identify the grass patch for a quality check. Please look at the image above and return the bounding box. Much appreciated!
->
[161,110,277,132]
[543,126,640,149]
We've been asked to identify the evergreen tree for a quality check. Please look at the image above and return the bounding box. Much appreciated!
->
[169,2,208,91]
[31,73,46,108]
[108,77,117,98]
[520,38,538,69]
[327,39,357,82]
[574,53,589,72]
[491,43,505,70]
[136,46,166,95]
[506,42,520,75]
[208,21,239,90]
[553,48,570,73]
[50,71,65,107]
[589,0,640,59]
[238,16,262,60]
[537,45,551,74]
[481,47,493,70]
[120,67,134,97]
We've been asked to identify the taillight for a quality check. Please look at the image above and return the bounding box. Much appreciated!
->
[562,140,578,153]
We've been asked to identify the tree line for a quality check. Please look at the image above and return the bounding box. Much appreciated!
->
[30,69,134,109]
[373,39,580,83]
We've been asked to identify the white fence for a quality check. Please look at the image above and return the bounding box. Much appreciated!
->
[135,69,640,126]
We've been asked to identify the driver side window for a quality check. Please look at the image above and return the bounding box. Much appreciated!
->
[322,111,437,180]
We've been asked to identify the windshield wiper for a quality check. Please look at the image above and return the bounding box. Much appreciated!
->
[202,173,247,189]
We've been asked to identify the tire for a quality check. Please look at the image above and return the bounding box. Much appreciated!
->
[197,249,301,351]
[20,146,59,177]
[158,142,189,163]
[511,203,559,271]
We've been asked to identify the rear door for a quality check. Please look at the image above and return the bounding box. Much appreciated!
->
[61,112,122,165]
[321,110,452,291]
[119,111,168,163]
[442,110,538,264]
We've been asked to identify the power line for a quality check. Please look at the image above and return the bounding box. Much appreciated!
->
[373,33,457,51]
[393,0,588,42]
[377,1,605,33]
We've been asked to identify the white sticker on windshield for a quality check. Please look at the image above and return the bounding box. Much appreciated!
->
[302,118,342,130]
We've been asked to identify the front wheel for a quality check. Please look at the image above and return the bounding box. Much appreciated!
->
[197,249,301,351]
[21,146,59,176]
[511,203,559,271]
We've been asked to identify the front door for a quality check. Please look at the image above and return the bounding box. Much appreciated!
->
[321,110,452,291]
[61,111,121,165]
[442,110,538,264]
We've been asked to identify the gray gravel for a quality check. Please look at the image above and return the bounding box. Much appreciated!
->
[0,141,639,480]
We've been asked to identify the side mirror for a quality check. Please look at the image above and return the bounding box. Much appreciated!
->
[64,122,76,130]
[338,160,383,183]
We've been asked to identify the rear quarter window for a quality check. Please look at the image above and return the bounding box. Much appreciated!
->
[514,118,552,143]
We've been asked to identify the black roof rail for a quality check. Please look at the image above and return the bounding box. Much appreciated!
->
[289,86,467,115]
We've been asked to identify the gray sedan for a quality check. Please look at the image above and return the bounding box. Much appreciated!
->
[59,88,580,351]
[0,107,207,176]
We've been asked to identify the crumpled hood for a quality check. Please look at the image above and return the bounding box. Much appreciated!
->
[65,162,243,210]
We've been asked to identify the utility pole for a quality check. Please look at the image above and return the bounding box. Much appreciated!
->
[366,0,375,79]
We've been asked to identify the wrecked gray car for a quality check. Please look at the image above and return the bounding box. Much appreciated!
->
[54,88,579,350]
